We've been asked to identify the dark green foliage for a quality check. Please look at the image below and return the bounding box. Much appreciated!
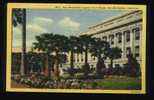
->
[82,63,90,77]
[33,33,69,78]
[67,36,80,76]
[78,35,95,76]
[12,9,24,26]
[106,66,114,75]
[12,53,21,74]
[113,65,124,75]
[124,53,141,77]
[106,47,122,69]
[90,38,109,76]
[26,52,46,73]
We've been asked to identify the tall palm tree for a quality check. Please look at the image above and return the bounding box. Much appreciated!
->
[68,36,79,76]
[106,47,122,68]
[13,9,26,76]
[78,35,94,77]
[33,33,54,77]
[51,34,69,79]
[33,33,69,79]
[90,38,110,76]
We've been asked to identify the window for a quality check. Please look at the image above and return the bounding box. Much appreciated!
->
[116,32,122,43]
[109,35,114,45]
[135,46,139,57]
[102,36,107,41]
[81,53,84,62]
[77,54,79,62]
[115,64,120,68]
[125,30,130,42]
[126,47,131,56]
[133,28,140,40]
[81,58,84,62]
[93,57,95,60]
[77,59,79,62]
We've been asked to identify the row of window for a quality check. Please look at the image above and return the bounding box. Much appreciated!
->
[126,46,139,57]
[71,46,139,63]
[101,27,140,45]
[75,54,96,63]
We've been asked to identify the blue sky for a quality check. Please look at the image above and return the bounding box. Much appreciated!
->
[13,9,126,48]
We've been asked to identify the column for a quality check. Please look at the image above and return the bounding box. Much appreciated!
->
[114,34,118,47]
[122,32,125,58]
[130,29,134,56]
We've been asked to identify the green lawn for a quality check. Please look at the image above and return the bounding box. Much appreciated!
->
[61,73,141,90]
[95,76,141,90]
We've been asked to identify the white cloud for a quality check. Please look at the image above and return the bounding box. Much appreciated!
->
[58,17,80,31]
[27,24,48,34]
[26,24,48,47]
[13,17,80,47]
[13,23,48,47]
[32,17,53,27]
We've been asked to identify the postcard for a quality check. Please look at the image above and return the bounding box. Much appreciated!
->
[6,3,146,94]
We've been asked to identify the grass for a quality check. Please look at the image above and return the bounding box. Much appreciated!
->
[58,73,141,90]
[95,76,141,90]
[61,73,141,90]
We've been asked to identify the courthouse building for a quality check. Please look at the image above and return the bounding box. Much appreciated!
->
[63,10,142,69]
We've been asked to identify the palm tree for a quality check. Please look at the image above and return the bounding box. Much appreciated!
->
[67,36,79,76]
[13,9,26,76]
[106,47,122,69]
[78,35,94,77]
[33,33,54,77]
[33,33,69,79]
[50,34,69,79]
[90,38,110,76]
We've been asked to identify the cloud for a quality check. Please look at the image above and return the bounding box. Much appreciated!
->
[58,17,80,31]
[27,24,48,34]
[32,17,53,27]
[26,24,48,47]
[13,23,48,47]
[13,17,80,47]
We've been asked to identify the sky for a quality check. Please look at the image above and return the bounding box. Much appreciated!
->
[13,9,126,48]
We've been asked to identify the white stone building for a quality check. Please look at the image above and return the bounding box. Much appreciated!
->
[63,10,142,70]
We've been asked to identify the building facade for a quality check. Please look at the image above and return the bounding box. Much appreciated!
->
[63,10,142,70]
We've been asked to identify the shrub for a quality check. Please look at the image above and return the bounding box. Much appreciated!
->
[82,64,90,77]
[75,73,85,79]
[124,53,141,77]
[114,66,124,75]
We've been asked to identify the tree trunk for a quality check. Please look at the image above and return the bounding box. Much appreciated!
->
[70,50,74,76]
[110,58,113,68]
[20,9,26,76]
[96,54,101,74]
[44,54,49,77]
[83,47,89,77]
[40,62,44,74]
[54,51,60,79]
[85,48,88,65]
